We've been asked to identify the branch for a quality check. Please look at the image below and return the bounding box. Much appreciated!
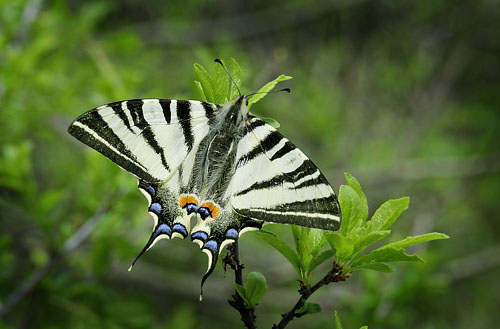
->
[223,242,257,329]
[0,207,106,317]
[272,262,348,329]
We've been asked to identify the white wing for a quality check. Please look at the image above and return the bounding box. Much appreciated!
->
[230,117,341,231]
[68,99,218,182]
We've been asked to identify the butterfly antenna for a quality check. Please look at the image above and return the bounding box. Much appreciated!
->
[214,58,241,97]
[245,88,291,99]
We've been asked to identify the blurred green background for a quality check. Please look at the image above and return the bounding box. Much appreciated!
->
[1,0,499,328]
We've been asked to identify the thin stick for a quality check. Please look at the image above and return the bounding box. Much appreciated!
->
[272,262,348,329]
[224,242,257,329]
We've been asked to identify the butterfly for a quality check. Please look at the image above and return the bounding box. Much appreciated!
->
[68,76,341,294]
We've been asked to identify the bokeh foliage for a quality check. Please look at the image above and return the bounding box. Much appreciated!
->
[1,0,499,328]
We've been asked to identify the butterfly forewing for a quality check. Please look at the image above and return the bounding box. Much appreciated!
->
[68,99,218,182]
[230,116,341,231]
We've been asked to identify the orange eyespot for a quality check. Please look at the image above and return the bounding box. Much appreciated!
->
[179,196,187,208]
[201,202,221,218]
[179,195,199,208]
[211,206,221,218]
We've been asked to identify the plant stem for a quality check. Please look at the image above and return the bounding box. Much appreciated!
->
[225,241,257,329]
[272,262,348,329]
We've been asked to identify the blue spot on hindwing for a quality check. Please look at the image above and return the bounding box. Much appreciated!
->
[173,223,188,238]
[155,224,171,236]
[144,185,156,197]
[186,203,198,215]
[203,240,218,253]
[197,207,210,219]
[225,228,239,240]
[191,231,209,242]
[149,202,162,215]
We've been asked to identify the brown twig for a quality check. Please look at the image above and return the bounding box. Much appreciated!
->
[223,242,257,329]
[272,262,349,329]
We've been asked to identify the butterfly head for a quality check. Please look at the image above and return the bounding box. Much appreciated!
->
[234,95,249,114]
[223,95,249,125]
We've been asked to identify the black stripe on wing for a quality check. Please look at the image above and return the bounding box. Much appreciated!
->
[241,207,340,231]
[68,111,157,182]
[201,101,217,125]
[234,159,319,197]
[109,102,133,133]
[176,100,194,152]
[69,99,220,183]
[126,100,170,171]
[232,118,341,231]
[237,130,282,166]
[159,99,171,124]
[269,141,295,161]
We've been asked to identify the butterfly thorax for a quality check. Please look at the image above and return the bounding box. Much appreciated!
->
[192,97,249,205]
[213,95,248,129]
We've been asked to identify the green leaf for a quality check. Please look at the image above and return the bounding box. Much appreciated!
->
[212,60,231,103]
[247,74,292,108]
[339,185,363,235]
[228,57,242,101]
[360,326,369,329]
[291,224,303,250]
[292,225,307,258]
[259,232,301,275]
[297,302,322,315]
[193,58,244,104]
[233,283,251,306]
[291,225,309,277]
[352,247,423,267]
[334,311,343,329]
[352,230,391,254]
[288,227,328,280]
[307,249,335,277]
[292,226,327,280]
[369,197,410,231]
[350,262,394,273]
[194,80,207,102]
[193,63,214,102]
[379,232,449,250]
[308,228,326,256]
[260,116,281,128]
[326,233,354,261]
[344,173,368,222]
[245,272,268,307]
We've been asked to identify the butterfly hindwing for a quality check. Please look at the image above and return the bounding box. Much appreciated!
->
[230,116,341,231]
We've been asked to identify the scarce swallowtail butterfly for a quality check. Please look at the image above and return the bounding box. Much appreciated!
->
[68,64,341,295]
